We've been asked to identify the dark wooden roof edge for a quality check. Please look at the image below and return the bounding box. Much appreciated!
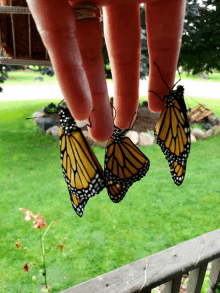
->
[61,228,220,293]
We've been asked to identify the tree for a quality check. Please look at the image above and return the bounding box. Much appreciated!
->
[140,1,220,76]
[179,0,220,74]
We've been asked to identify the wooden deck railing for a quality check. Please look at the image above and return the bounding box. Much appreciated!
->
[61,228,220,293]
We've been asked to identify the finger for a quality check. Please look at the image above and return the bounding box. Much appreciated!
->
[26,0,92,120]
[145,0,186,112]
[103,4,141,129]
[73,6,113,141]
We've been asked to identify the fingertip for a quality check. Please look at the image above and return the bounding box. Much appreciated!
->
[148,92,164,112]
[66,98,93,121]
[87,106,114,142]
[88,123,113,142]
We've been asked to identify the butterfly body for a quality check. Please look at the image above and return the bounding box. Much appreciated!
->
[58,106,104,216]
[154,85,191,186]
[104,126,150,203]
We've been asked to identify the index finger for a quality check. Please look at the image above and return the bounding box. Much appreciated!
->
[26,0,93,120]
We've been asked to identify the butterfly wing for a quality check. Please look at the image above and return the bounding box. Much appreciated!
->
[154,86,191,185]
[68,189,88,217]
[169,161,186,186]
[60,126,104,216]
[104,134,150,203]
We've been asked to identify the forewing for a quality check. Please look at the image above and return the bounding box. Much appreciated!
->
[60,128,104,203]
[154,87,191,185]
[104,135,150,203]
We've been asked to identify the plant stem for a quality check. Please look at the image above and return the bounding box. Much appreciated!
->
[41,221,53,288]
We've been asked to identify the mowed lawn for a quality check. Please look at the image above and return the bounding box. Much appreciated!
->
[2,70,220,86]
[0,99,220,292]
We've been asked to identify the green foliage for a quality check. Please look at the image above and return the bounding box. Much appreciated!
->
[140,1,220,75]
[190,123,206,131]
[44,103,59,114]
[1,100,220,292]
[179,0,220,74]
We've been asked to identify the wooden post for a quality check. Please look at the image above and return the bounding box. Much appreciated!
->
[163,276,182,293]
[208,258,220,293]
[187,262,208,293]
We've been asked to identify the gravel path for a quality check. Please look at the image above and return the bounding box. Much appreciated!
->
[0,79,220,102]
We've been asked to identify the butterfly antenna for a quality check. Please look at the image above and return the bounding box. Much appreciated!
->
[58,99,65,107]
[185,94,190,110]
[185,93,209,111]
[129,111,137,130]
[153,62,171,91]
[26,111,60,120]
[148,90,163,101]
[87,108,95,128]
[171,78,181,91]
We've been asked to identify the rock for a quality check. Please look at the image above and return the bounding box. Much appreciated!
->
[203,123,212,130]
[139,132,154,146]
[212,117,220,126]
[50,126,60,138]
[191,128,205,139]
[32,111,45,125]
[126,130,139,145]
[208,114,216,124]
[82,130,107,148]
[46,127,52,135]
[211,125,220,135]
[191,133,196,142]
[82,130,93,144]
[205,129,212,137]
[148,132,155,143]
[82,130,89,138]
[36,117,57,133]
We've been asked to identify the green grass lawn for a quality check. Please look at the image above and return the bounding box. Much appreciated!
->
[0,100,220,292]
[2,70,58,86]
[139,95,220,117]
[177,72,220,82]
[1,70,220,87]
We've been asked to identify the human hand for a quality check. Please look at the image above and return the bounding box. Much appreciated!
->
[26,0,186,142]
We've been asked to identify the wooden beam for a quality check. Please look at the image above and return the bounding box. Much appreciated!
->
[61,229,220,293]
[187,262,208,293]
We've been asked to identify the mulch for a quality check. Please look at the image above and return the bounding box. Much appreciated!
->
[132,106,160,132]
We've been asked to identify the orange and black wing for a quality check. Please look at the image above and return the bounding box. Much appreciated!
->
[104,134,150,203]
[60,127,104,216]
[68,190,88,218]
[169,161,186,186]
[154,86,190,185]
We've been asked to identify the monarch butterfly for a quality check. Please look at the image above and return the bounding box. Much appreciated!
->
[104,114,150,203]
[150,63,191,186]
[58,104,105,217]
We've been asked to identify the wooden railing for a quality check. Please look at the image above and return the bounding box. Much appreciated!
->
[61,228,220,293]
